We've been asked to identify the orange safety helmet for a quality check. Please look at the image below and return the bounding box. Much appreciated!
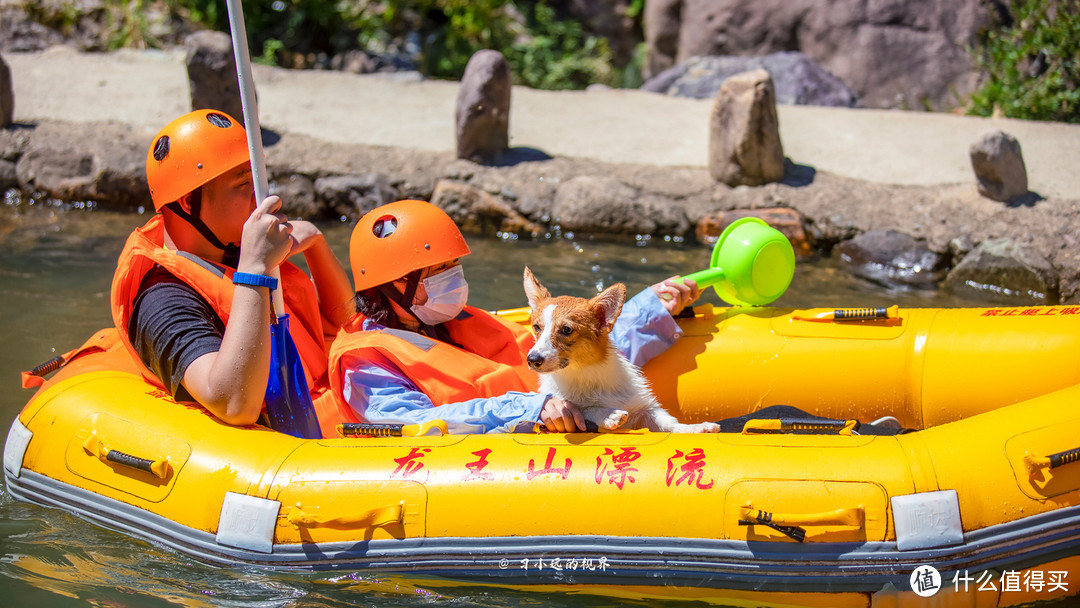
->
[145,110,251,211]
[350,200,471,291]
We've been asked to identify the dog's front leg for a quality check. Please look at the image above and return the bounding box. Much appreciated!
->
[583,407,629,431]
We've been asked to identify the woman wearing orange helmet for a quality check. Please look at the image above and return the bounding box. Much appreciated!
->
[111,110,352,428]
[317,199,699,436]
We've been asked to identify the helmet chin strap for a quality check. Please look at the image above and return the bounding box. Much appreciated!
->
[166,189,241,268]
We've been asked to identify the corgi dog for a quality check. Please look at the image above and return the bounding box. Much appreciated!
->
[523,267,719,433]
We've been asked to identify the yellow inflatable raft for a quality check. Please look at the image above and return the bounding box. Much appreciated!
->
[5,303,1080,607]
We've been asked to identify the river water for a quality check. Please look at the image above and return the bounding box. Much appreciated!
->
[0,202,1040,607]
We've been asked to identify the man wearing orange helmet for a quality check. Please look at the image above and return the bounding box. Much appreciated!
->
[315,199,699,436]
[111,110,352,427]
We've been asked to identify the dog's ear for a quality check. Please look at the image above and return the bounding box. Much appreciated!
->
[523,266,550,310]
[591,283,626,333]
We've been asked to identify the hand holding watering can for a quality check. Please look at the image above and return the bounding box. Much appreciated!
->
[666,217,796,307]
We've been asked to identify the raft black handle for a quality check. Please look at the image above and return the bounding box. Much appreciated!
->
[793,305,899,322]
[337,420,448,438]
[834,307,894,320]
[742,418,857,435]
[106,450,157,474]
[739,509,806,543]
[1025,446,1080,476]
[82,434,171,479]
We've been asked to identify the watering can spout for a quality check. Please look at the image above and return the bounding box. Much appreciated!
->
[679,217,795,307]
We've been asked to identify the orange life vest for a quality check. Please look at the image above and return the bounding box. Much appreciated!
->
[110,214,330,396]
[317,306,538,438]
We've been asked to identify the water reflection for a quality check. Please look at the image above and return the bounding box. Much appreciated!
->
[0,205,1003,608]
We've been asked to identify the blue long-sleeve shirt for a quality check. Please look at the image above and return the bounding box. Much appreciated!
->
[340,289,684,434]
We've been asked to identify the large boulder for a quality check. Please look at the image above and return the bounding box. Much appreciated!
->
[643,0,988,110]
[455,50,511,163]
[14,121,147,209]
[708,69,784,187]
[943,238,1059,304]
[642,52,857,107]
[185,30,244,122]
[970,129,1029,202]
[430,180,542,236]
[314,173,395,221]
[836,230,946,288]
[552,176,690,236]
[697,207,813,259]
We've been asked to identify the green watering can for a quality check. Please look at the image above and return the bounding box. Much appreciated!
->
[677,217,796,307]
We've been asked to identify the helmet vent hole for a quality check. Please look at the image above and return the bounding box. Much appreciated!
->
[372,216,398,238]
[152,136,170,161]
[206,113,233,128]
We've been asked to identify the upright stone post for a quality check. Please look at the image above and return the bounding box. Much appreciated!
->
[455,50,511,163]
[708,69,785,187]
[185,30,244,123]
[1,52,14,128]
[970,129,1028,202]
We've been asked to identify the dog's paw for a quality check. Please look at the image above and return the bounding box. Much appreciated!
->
[601,410,629,431]
[690,422,720,433]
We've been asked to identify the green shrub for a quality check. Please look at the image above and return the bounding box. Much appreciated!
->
[968,0,1080,123]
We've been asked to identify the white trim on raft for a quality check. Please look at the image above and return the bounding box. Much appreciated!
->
[892,490,964,551]
[6,467,1080,594]
[216,492,281,554]
[3,419,32,479]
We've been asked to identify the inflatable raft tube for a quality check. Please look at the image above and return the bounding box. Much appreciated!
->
[5,305,1080,607]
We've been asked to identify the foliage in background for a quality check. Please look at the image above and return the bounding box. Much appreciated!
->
[968,0,1080,123]
[159,0,631,89]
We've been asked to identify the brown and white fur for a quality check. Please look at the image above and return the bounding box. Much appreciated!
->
[523,267,719,433]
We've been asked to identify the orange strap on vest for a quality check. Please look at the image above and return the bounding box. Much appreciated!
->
[318,307,537,438]
[110,215,329,393]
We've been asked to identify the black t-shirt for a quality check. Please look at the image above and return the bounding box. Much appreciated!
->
[128,265,225,401]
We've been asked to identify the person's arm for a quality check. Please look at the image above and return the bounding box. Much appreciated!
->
[289,219,354,331]
[181,196,294,426]
[341,353,549,434]
[612,277,700,367]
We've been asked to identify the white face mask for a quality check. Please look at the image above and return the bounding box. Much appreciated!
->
[410,265,469,325]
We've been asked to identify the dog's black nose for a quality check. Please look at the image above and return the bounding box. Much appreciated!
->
[527,352,544,370]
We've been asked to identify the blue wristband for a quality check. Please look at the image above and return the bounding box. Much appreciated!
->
[232,272,278,290]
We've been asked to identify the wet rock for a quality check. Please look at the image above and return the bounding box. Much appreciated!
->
[709,69,784,187]
[552,176,689,237]
[643,0,987,110]
[314,173,395,221]
[0,159,16,190]
[455,50,511,163]
[642,53,857,107]
[270,173,319,219]
[970,129,1028,202]
[0,52,12,128]
[836,230,946,288]
[430,180,542,236]
[14,121,146,209]
[185,30,243,122]
[697,208,813,259]
[943,238,1059,305]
